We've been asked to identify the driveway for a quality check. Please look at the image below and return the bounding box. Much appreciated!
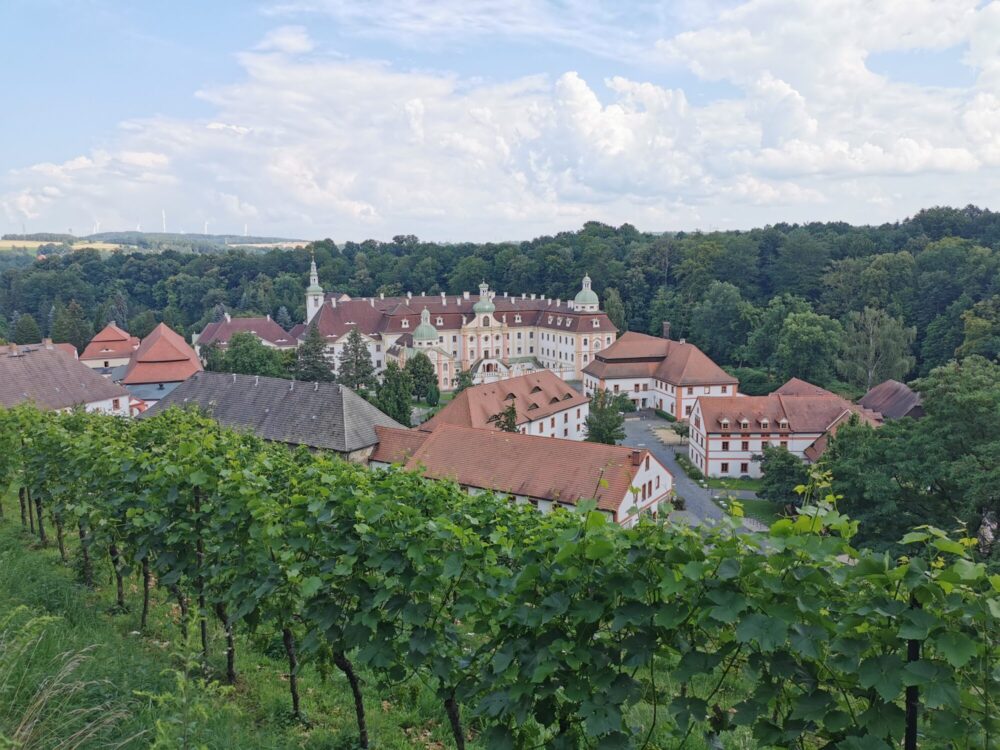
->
[622,413,765,530]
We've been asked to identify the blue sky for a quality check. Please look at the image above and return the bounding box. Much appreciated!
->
[2,0,999,240]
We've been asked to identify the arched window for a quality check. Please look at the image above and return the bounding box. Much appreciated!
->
[482,316,490,326]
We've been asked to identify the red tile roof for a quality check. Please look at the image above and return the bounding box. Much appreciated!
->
[420,370,588,432]
[583,332,737,386]
[196,317,296,348]
[371,425,430,464]
[122,323,203,385]
[80,322,140,361]
[774,377,836,396]
[372,423,659,514]
[696,393,882,435]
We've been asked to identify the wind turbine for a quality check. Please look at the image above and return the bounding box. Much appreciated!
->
[93,219,101,234]
[204,220,209,235]
[161,209,167,233]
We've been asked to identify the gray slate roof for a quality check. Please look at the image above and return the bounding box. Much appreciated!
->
[0,345,129,410]
[140,371,403,452]
[858,379,924,420]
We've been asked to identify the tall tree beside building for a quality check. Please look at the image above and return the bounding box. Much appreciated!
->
[487,402,519,432]
[404,352,437,401]
[836,306,916,391]
[295,323,335,382]
[453,369,474,394]
[375,362,413,427]
[220,332,288,378]
[275,306,293,331]
[584,388,627,445]
[336,326,376,391]
[774,311,843,385]
[51,300,94,353]
[12,313,41,344]
[604,287,627,334]
[758,445,810,508]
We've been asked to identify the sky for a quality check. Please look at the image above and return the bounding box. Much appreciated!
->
[2,0,999,242]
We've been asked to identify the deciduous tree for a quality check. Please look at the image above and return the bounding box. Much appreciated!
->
[837,306,916,390]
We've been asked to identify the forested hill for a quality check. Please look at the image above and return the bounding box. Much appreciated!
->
[2,205,998,394]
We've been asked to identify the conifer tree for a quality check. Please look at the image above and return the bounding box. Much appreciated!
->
[375,362,413,426]
[51,300,94,353]
[405,352,437,401]
[12,313,41,345]
[275,306,293,331]
[295,323,335,382]
[336,327,376,391]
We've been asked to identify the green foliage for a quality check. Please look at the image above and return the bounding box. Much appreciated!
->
[774,310,844,384]
[375,362,413,426]
[688,281,755,364]
[404,352,437,401]
[603,287,626,332]
[50,299,94,353]
[837,306,916,390]
[2,405,1000,747]
[958,294,1000,360]
[487,402,519,432]
[294,322,335,382]
[758,445,809,506]
[584,388,627,444]
[653,408,676,422]
[212,332,288,379]
[425,382,440,407]
[336,326,375,391]
[674,452,704,480]
[11,314,41,344]
[452,368,474,394]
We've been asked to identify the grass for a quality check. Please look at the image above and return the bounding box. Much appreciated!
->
[705,476,763,492]
[731,498,781,525]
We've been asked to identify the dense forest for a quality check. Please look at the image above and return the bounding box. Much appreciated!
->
[2,205,998,397]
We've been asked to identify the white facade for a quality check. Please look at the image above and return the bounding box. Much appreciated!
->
[519,401,589,441]
[583,375,735,418]
[687,399,817,478]
[77,395,130,417]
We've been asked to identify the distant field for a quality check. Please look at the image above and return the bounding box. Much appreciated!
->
[0,240,129,251]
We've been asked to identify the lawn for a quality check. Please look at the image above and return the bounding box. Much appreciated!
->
[705,476,763,492]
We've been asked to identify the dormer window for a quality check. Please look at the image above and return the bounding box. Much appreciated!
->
[565,319,571,327]
[557,317,563,325]
[530,385,542,393]
[527,402,539,410]
[401,320,410,328]
[592,319,600,328]
[549,397,560,404]
[760,418,769,429]
[740,419,749,430]
[514,314,522,323]
[436,317,443,325]
[720,418,730,428]
[779,418,788,429]
[547,316,553,324]
[562,393,573,400]
[504,392,516,401]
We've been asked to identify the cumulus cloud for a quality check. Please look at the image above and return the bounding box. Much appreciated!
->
[3,1,1000,239]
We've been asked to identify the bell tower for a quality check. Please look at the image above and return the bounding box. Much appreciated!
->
[306,252,325,323]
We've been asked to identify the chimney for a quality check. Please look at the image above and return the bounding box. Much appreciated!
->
[224,312,232,322]
[380,293,384,300]
[557,298,561,307]
[631,450,642,466]
[266,314,271,320]
[522,293,526,299]
[463,291,470,300]
[441,292,447,306]
[503,292,508,297]
[407,292,412,300]
[42,338,53,349]
[530,294,536,300]
[679,338,686,345]
[662,321,671,340]
[8,343,18,357]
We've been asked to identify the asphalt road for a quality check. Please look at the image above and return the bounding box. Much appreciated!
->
[621,413,762,529]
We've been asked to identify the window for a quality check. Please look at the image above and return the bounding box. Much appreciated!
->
[721,385,728,394]
[550,417,556,428]
[564,413,569,423]
[685,405,692,416]
[760,419,769,429]
[515,314,522,323]
[452,335,457,343]
[563,428,568,437]
[687,387,694,395]
[721,440,729,451]
[104,360,110,368]
[781,440,788,449]
[741,441,750,451]
[644,456,650,470]
[548,316,553,324]
[516,331,522,339]
[613,384,620,393]
[656,476,660,489]
[740,462,749,474]
[375,344,381,352]
[634,383,641,392]
[592,319,600,328]
[740,420,749,430]
[401,320,409,328]
[436,316,443,325]
[704,386,710,394]
[112,398,120,410]
[642,384,648,391]
[606,336,612,345]
[721,462,729,474]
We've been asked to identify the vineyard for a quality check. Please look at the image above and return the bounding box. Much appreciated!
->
[0,404,997,749]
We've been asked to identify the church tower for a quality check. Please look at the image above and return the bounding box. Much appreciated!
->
[306,253,324,323]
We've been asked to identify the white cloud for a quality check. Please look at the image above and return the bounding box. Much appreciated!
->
[256,25,314,54]
[3,3,1000,239]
